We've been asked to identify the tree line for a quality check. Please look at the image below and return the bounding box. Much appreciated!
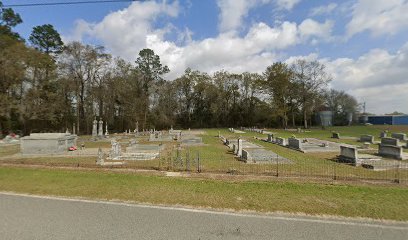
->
[0,3,358,135]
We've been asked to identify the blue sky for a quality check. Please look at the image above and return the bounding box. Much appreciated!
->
[4,0,408,114]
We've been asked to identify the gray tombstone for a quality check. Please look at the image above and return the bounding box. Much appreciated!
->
[92,119,98,138]
[98,119,103,137]
[380,131,387,138]
[360,135,374,144]
[391,133,407,141]
[237,138,243,157]
[381,137,399,147]
[73,123,76,135]
[105,123,109,137]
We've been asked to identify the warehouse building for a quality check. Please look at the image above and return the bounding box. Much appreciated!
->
[361,115,408,125]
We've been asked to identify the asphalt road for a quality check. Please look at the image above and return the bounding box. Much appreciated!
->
[1,193,407,240]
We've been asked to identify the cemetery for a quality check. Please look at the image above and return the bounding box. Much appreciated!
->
[0,124,407,184]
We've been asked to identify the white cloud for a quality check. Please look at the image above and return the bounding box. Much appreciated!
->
[217,0,272,33]
[324,43,408,114]
[298,19,334,42]
[69,0,332,79]
[310,3,337,16]
[346,0,408,38]
[275,0,301,10]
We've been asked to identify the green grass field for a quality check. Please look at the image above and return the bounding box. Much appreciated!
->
[0,166,407,221]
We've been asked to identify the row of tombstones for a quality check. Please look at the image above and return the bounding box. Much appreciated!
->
[240,127,264,134]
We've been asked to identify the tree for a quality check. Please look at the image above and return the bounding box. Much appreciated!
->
[135,48,169,129]
[291,60,331,128]
[29,24,64,55]
[324,89,358,125]
[0,1,22,39]
[263,62,293,128]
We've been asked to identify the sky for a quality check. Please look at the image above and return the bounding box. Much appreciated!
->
[4,0,408,114]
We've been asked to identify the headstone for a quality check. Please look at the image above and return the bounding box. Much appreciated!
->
[96,147,104,165]
[391,133,407,141]
[105,123,109,137]
[339,146,360,166]
[98,119,103,137]
[136,121,139,132]
[65,128,69,134]
[237,138,243,157]
[72,123,76,135]
[331,132,340,139]
[381,137,399,147]
[92,119,98,138]
[360,135,374,144]
[275,137,287,146]
[267,134,273,142]
[288,137,302,150]
[378,145,403,160]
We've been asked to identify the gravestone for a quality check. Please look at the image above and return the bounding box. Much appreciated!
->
[267,134,273,142]
[237,138,243,157]
[339,146,359,166]
[380,131,387,138]
[72,123,76,135]
[275,137,287,146]
[391,133,407,141]
[360,135,374,144]
[96,147,104,165]
[288,137,302,150]
[105,123,109,137]
[378,145,403,160]
[381,137,399,147]
[98,119,103,137]
[92,119,98,138]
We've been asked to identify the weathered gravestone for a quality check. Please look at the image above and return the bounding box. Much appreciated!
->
[267,134,274,142]
[391,133,407,141]
[288,137,302,150]
[378,145,403,160]
[275,137,287,146]
[381,137,399,147]
[360,135,374,144]
[339,146,359,166]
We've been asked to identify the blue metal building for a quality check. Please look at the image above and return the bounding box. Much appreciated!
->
[366,115,408,125]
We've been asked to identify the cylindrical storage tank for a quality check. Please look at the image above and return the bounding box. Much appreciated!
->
[318,111,333,127]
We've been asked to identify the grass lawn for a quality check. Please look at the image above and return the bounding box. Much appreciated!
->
[0,166,407,221]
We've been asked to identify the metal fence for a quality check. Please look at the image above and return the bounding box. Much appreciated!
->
[156,146,408,185]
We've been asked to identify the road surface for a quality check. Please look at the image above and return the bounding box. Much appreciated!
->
[1,192,407,240]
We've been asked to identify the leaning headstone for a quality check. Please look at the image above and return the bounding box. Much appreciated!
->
[381,137,399,147]
[360,135,374,144]
[339,146,360,166]
[391,133,407,141]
